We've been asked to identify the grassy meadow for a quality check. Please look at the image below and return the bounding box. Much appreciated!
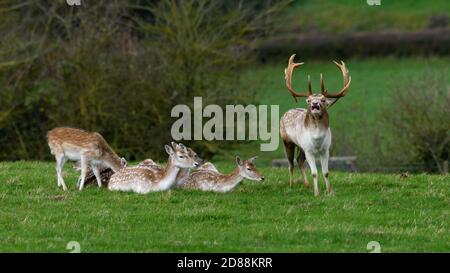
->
[0,161,448,252]
[287,0,450,33]
[216,57,450,168]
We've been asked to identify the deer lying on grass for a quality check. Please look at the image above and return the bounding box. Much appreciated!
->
[47,127,127,191]
[72,161,114,187]
[196,162,219,173]
[141,143,204,187]
[78,144,207,187]
[280,54,351,196]
[182,156,264,192]
[72,157,157,187]
[108,143,198,194]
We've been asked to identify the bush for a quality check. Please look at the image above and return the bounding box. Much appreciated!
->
[379,72,449,173]
[0,0,288,161]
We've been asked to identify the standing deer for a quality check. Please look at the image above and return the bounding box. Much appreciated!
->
[107,143,198,194]
[280,54,351,196]
[183,156,264,193]
[47,127,127,191]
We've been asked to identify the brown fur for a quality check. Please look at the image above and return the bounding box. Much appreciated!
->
[47,127,125,191]
[183,157,263,192]
[47,127,123,171]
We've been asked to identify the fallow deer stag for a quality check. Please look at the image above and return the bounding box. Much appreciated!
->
[280,54,351,196]
[47,127,127,191]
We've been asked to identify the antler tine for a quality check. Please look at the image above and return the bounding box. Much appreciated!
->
[307,75,312,95]
[320,73,325,93]
[322,60,351,98]
[284,54,311,102]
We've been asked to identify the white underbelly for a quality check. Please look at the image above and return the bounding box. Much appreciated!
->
[64,151,82,161]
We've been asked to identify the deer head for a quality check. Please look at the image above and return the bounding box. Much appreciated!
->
[170,142,204,167]
[165,142,199,169]
[236,156,264,181]
[284,54,351,117]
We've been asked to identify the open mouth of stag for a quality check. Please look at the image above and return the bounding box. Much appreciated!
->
[311,105,320,111]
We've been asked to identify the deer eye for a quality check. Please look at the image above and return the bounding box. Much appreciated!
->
[178,155,185,159]
[246,167,251,170]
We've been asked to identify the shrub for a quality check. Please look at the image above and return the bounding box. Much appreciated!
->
[0,0,288,161]
[379,72,449,173]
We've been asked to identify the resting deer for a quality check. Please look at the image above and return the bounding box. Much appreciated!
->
[196,162,219,173]
[138,143,204,187]
[47,127,127,191]
[183,156,264,192]
[108,143,198,194]
[72,161,115,187]
[280,54,351,196]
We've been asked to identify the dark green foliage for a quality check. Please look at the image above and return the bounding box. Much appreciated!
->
[379,72,450,173]
[0,0,288,161]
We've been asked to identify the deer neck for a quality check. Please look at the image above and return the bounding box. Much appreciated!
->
[304,110,329,129]
[176,168,191,182]
[219,168,244,190]
[158,157,181,190]
[104,152,122,172]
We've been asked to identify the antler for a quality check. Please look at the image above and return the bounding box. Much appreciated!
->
[284,54,312,102]
[321,60,351,99]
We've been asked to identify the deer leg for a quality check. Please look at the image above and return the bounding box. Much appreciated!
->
[320,150,333,195]
[305,151,319,196]
[55,153,68,191]
[297,149,310,189]
[78,156,88,191]
[283,141,295,187]
[91,165,103,188]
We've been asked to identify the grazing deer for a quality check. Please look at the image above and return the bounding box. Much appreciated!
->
[280,54,351,196]
[183,156,264,192]
[47,127,127,191]
[137,143,204,187]
[108,143,198,194]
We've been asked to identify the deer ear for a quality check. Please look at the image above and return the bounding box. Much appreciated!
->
[171,142,178,149]
[236,156,243,166]
[178,143,187,151]
[165,145,174,155]
[249,156,258,163]
[325,98,337,107]
[121,157,127,167]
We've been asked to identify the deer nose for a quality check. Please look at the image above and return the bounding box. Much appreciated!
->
[193,162,199,167]
[261,176,265,180]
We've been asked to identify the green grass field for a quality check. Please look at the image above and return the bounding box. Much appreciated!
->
[287,0,450,33]
[0,161,448,252]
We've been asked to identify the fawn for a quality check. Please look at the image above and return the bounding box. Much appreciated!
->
[196,162,220,173]
[183,156,264,192]
[47,127,126,191]
[137,143,204,187]
[107,143,198,194]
